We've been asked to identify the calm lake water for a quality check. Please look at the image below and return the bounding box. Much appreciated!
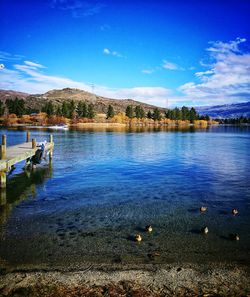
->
[0,126,250,269]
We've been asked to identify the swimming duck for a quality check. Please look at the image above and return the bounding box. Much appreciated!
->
[145,225,153,233]
[135,234,142,242]
[201,226,209,234]
[229,233,240,241]
[200,206,207,213]
[231,208,239,216]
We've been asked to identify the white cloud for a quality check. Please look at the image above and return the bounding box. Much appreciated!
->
[51,0,105,18]
[0,60,171,107]
[162,60,184,71]
[24,61,45,69]
[103,48,110,55]
[0,51,24,62]
[0,63,91,94]
[179,37,250,105]
[103,48,123,58]
[142,69,154,74]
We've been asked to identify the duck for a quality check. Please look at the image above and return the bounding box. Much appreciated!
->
[145,225,153,233]
[200,206,207,213]
[231,208,239,216]
[134,234,142,242]
[201,226,209,234]
[229,233,240,241]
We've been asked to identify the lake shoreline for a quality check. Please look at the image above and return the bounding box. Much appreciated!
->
[0,263,249,296]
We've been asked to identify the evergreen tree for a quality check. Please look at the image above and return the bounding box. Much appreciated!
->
[106,105,115,119]
[165,110,170,119]
[6,99,14,114]
[125,105,134,118]
[16,98,25,116]
[0,101,4,116]
[77,101,88,117]
[174,107,182,120]
[189,107,198,122]
[134,105,145,119]
[181,106,189,120]
[6,98,25,116]
[152,108,161,121]
[56,105,62,116]
[62,101,69,118]
[42,101,54,116]
[46,101,54,116]
[68,100,76,119]
[87,104,95,119]
[147,110,152,119]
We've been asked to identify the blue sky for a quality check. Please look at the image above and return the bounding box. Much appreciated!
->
[0,0,250,107]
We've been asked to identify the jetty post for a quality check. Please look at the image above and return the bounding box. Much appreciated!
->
[0,133,54,188]
[49,134,53,161]
[0,135,7,188]
[32,138,36,149]
[26,131,30,142]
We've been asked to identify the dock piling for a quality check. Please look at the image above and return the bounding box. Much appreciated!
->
[26,131,30,142]
[0,135,7,160]
[2,135,6,146]
[0,135,54,188]
[32,138,36,149]
[49,134,53,161]
[0,145,6,160]
[0,171,6,188]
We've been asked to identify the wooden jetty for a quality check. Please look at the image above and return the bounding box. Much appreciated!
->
[0,132,54,188]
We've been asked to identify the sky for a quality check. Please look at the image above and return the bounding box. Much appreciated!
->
[0,0,250,107]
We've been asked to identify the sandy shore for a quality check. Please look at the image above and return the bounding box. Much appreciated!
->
[0,263,249,296]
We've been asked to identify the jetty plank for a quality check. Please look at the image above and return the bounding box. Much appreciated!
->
[0,142,53,171]
[0,133,54,188]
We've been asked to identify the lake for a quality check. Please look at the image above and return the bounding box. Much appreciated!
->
[0,125,249,269]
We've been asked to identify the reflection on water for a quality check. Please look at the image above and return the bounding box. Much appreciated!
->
[0,164,53,230]
[0,125,249,268]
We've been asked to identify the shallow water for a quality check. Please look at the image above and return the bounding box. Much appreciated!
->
[0,125,250,268]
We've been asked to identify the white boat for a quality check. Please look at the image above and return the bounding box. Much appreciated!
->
[47,124,69,130]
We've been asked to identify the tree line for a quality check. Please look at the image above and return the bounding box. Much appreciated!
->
[124,105,209,121]
[42,100,95,119]
[0,98,211,122]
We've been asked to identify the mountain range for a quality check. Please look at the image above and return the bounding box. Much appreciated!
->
[0,88,249,118]
[196,101,250,118]
[0,88,164,114]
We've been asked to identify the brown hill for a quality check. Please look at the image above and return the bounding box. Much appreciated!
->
[0,88,165,114]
